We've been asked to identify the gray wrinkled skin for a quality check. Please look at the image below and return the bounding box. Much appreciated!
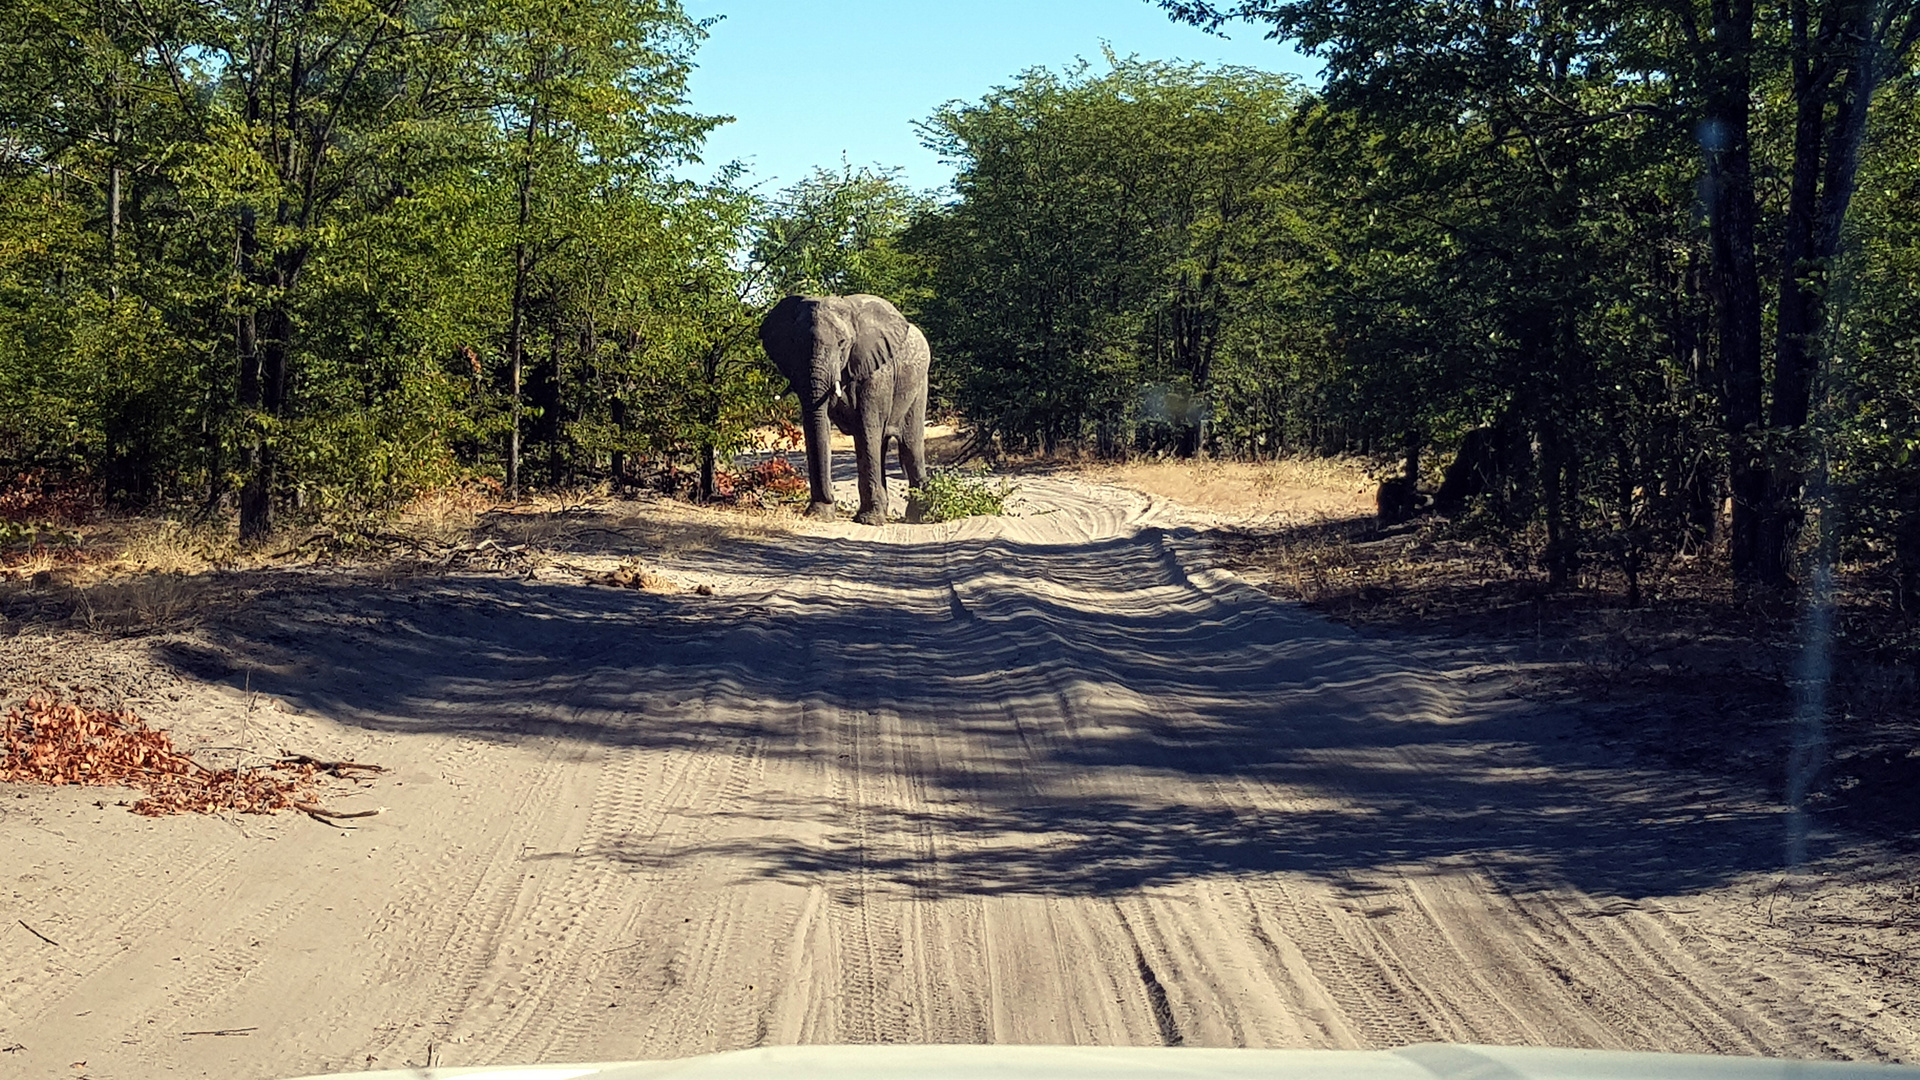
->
[759,294,931,525]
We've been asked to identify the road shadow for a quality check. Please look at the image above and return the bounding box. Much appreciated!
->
[158,519,1830,902]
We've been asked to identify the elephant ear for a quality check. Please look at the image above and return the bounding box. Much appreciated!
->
[843,295,913,384]
[758,295,812,388]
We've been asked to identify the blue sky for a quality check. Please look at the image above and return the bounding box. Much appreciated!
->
[678,1,1317,195]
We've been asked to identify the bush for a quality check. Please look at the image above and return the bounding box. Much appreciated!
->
[909,468,1014,522]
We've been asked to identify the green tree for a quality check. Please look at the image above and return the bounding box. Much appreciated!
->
[1159,0,1920,586]
[474,0,717,497]
[753,163,932,306]
[0,0,736,528]
[908,56,1306,454]
[1832,83,1920,615]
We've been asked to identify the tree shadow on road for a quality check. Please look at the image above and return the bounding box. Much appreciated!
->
[156,520,1835,903]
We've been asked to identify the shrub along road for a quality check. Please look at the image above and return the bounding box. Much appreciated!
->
[1,474,1914,1078]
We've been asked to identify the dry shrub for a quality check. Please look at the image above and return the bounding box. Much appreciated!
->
[69,574,216,634]
[731,457,809,500]
[1,522,84,577]
[395,479,503,542]
[0,470,99,526]
[115,519,228,574]
[4,546,66,582]
[1,694,323,816]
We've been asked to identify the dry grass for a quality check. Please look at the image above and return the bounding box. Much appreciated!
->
[1,514,245,637]
[3,568,237,639]
[2,516,233,583]
[68,574,219,635]
[1091,456,1376,521]
[474,490,787,558]
[393,483,500,543]
[116,520,235,574]
[0,481,793,639]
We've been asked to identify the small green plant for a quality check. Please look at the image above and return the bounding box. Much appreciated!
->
[908,468,1014,523]
[1,521,78,551]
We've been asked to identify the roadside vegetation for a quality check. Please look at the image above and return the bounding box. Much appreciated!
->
[1,2,1916,659]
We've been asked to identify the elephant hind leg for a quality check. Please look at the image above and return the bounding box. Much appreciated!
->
[899,397,929,490]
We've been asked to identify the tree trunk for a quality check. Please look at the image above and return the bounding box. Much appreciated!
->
[107,146,120,304]
[238,24,310,542]
[610,395,628,487]
[507,320,523,499]
[235,207,269,541]
[1539,417,1574,589]
[1700,0,1770,585]
[102,2,122,305]
[239,283,297,540]
[505,243,529,499]
[697,343,722,501]
[1761,7,1889,586]
[505,88,541,500]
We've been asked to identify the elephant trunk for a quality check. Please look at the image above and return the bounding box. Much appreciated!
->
[804,400,834,512]
[808,339,844,409]
[803,341,844,510]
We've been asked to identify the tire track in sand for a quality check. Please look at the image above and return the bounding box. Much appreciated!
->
[481,701,771,1063]
[1142,496,1883,1060]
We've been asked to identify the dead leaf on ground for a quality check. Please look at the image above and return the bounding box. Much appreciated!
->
[0,694,378,819]
[595,564,679,592]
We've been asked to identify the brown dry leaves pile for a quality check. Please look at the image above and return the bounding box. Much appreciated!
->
[1,695,336,817]
[595,561,678,592]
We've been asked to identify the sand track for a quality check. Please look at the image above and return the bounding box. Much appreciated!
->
[2,474,1914,1078]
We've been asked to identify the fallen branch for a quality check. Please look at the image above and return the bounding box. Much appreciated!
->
[16,919,60,947]
[277,753,386,778]
[266,530,335,559]
[292,801,384,823]
[181,1027,256,1037]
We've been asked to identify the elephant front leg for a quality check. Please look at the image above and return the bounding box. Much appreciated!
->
[852,411,889,526]
[803,401,836,520]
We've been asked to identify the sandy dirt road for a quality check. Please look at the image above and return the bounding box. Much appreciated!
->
[3,473,1915,1078]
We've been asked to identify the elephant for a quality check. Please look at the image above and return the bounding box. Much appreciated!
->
[759,293,931,525]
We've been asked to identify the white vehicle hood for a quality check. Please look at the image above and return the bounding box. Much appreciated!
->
[284,1042,1919,1080]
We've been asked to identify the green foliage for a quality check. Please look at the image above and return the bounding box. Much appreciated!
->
[907,55,1309,454]
[1831,82,1920,612]
[2,0,1914,626]
[909,468,1015,523]
[0,0,790,522]
[1151,0,1920,592]
[754,164,934,307]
